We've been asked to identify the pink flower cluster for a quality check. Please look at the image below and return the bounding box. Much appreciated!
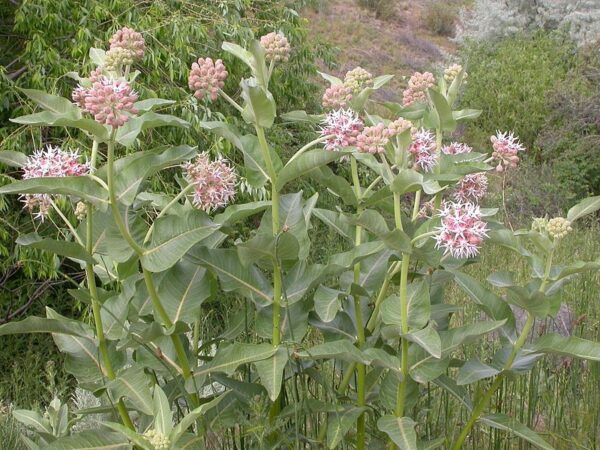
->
[188,58,228,102]
[21,146,90,221]
[322,85,353,110]
[453,172,488,202]
[409,129,437,172]
[442,142,472,155]
[491,131,525,172]
[108,27,145,61]
[260,32,291,63]
[321,109,364,152]
[356,123,389,154]
[183,153,237,212]
[81,78,139,128]
[434,202,488,259]
[402,72,435,106]
[386,118,412,138]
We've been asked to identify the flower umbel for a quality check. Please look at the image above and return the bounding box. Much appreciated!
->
[188,57,228,102]
[385,118,413,138]
[184,153,237,212]
[21,146,90,221]
[442,142,472,155]
[344,67,373,93]
[322,84,353,110]
[547,217,572,240]
[260,32,291,63]
[491,131,526,172]
[453,172,488,203]
[320,109,364,152]
[356,123,389,155]
[84,78,138,127]
[108,27,145,61]
[143,429,171,450]
[402,71,435,106]
[434,202,489,258]
[444,64,467,83]
[409,129,437,172]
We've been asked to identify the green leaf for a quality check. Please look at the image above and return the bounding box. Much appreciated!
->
[89,47,106,66]
[276,148,345,191]
[381,281,431,330]
[314,285,344,322]
[318,71,343,85]
[297,340,367,364]
[134,98,175,112]
[427,88,456,132]
[240,78,276,128]
[391,169,443,195]
[106,366,153,415]
[452,109,482,121]
[405,324,441,358]
[373,74,394,89]
[16,233,95,264]
[280,110,323,124]
[222,42,255,72]
[0,315,91,338]
[98,145,196,205]
[171,394,227,443]
[441,320,507,354]
[193,343,277,378]
[0,176,108,205]
[157,260,213,325]
[12,410,52,433]
[214,201,270,227]
[45,432,131,450]
[142,210,220,272]
[11,111,109,141]
[457,358,500,385]
[189,247,272,306]
[567,195,600,222]
[19,88,79,116]
[327,406,367,449]
[433,375,472,410]
[526,334,600,361]
[116,112,190,147]
[0,150,28,168]
[480,413,554,450]
[377,415,418,450]
[309,165,357,206]
[254,346,288,401]
[153,385,173,436]
[312,209,354,242]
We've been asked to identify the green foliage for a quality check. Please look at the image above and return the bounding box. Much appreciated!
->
[460,30,576,154]
[355,0,396,19]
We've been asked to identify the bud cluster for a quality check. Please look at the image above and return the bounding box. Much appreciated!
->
[322,84,353,110]
[104,47,135,71]
[344,67,373,93]
[321,109,364,152]
[356,123,389,155]
[143,429,171,450]
[188,57,228,102]
[444,63,467,83]
[409,129,437,172]
[547,217,572,240]
[108,27,145,61]
[490,131,525,172]
[83,78,139,128]
[183,153,237,212]
[435,201,489,259]
[386,118,413,138]
[402,71,435,106]
[260,32,291,63]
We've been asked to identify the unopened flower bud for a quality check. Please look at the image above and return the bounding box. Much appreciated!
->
[547,217,572,240]
[343,67,373,93]
[109,27,145,61]
[531,217,548,233]
[402,71,435,106]
[75,202,87,221]
[84,78,138,128]
[322,84,353,110]
[260,32,291,63]
[104,47,135,71]
[356,123,389,154]
[386,118,412,138]
[444,63,467,83]
[188,57,228,101]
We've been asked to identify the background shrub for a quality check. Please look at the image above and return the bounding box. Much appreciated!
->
[423,1,457,36]
[355,0,396,19]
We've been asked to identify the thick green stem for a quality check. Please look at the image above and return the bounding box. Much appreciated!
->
[85,140,134,430]
[107,132,197,407]
[412,190,422,221]
[394,256,411,418]
[451,249,553,449]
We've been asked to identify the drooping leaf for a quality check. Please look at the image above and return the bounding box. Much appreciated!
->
[107,366,153,415]
[240,78,276,128]
[19,88,80,116]
[275,148,346,191]
[405,324,441,358]
[314,285,344,322]
[377,415,418,450]
[153,385,174,436]
[327,406,367,449]
[457,358,500,385]
[526,334,600,361]
[0,150,28,168]
[297,340,366,364]
[142,210,220,272]
[0,176,108,205]
[480,413,555,450]
[16,233,95,264]
[45,431,131,450]
[10,111,109,141]
[192,343,277,379]
[115,112,190,147]
[567,195,600,222]
[254,346,288,401]
[433,375,472,410]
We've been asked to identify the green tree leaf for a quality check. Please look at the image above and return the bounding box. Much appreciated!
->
[276,148,345,191]
[107,366,153,415]
[567,195,600,222]
[254,346,288,401]
[480,413,555,450]
[115,112,190,147]
[16,233,95,264]
[240,78,276,128]
[327,406,367,449]
[0,150,28,167]
[0,176,108,206]
[45,432,131,450]
[526,334,600,361]
[377,415,418,450]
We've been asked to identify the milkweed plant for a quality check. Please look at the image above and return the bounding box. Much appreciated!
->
[0,27,599,450]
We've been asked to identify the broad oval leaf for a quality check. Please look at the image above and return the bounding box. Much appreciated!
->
[377,415,418,450]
